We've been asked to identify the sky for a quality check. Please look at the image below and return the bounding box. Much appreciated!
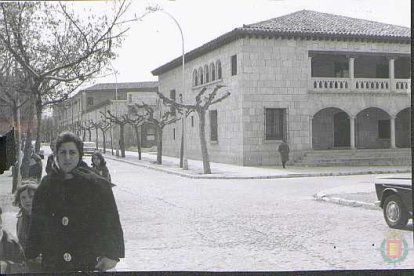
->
[77,0,411,89]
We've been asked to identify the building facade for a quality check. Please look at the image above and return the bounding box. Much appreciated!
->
[54,81,159,148]
[152,10,411,166]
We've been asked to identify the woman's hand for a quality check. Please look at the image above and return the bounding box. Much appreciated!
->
[95,256,118,271]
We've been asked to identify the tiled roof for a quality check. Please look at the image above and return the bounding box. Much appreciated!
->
[242,10,410,38]
[83,81,158,92]
[152,10,410,76]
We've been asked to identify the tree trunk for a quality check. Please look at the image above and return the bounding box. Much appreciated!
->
[198,109,211,174]
[35,100,42,153]
[101,128,107,153]
[88,129,92,141]
[12,102,20,193]
[82,129,86,141]
[95,128,99,149]
[180,118,184,168]
[120,124,125,157]
[21,102,35,179]
[156,127,162,164]
[134,125,142,160]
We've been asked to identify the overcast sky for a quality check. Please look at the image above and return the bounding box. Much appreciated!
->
[79,0,410,89]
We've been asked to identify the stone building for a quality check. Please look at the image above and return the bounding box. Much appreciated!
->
[53,81,159,148]
[152,10,411,166]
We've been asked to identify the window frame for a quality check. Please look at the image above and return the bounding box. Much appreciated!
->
[231,54,237,76]
[216,60,222,79]
[209,110,218,142]
[264,108,287,141]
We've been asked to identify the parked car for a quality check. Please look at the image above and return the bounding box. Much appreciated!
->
[375,176,412,229]
[83,141,97,155]
[31,140,44,159]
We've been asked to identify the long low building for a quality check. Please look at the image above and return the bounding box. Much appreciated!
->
[152,10,411,166]
[53,81,159,149]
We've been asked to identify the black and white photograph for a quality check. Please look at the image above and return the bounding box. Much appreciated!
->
[0,0,412,273]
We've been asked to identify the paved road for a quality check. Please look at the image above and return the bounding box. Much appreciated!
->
[87,156,414,270]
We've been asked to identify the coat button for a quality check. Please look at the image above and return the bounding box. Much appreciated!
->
[63,253,72,262]
[62,216,69,226]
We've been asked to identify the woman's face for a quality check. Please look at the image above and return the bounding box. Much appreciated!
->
[92,155,101,166]
[20,189,34,213]
[57,141,80,173]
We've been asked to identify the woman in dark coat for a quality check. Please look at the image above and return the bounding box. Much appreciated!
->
[26,131,124,272]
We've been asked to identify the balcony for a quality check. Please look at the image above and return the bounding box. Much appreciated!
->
[310,78,411,93]
[309,51,410,94]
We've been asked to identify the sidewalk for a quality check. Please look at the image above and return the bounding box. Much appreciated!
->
[104,150,410,209]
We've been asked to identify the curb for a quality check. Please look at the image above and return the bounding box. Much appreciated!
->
[313,192,381,210]
[104,154,410,180]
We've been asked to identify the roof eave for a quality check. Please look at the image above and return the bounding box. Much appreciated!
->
[152,28,410,76]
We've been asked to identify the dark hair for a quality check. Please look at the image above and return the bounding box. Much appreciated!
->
[92,151,106,167]
[13,180,38,209]
[55,131,84,158]
[0,206,2,215]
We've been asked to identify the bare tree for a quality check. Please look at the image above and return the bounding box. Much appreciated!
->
[126,106,147,160]
[0,1,152,152]
[133,102,180,164]
[157,85,230,174]
[100,110,129,158]
[97,119,111,153]
[89,120,102,150]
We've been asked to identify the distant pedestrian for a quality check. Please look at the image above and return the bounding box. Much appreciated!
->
[45,140,56,175]
[26,131,124,272]
[278,139,290,168]
[27,148,42,182]
[91,151,111,183]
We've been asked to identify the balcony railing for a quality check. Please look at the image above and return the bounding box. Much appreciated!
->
[310,78,411,93]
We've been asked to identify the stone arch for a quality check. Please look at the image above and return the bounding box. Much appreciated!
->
[395,107,410,148]
[312,107,351,150]
[355,107,391,149]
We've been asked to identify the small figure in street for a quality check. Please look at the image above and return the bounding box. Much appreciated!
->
[13,181,41,272]
[278,139,290,169]
[13,181,38,253]
[45,140,56,175]
[21,146,42,182]
[26,131,124,272]
[0,206,26,273]
[91,151,112,183]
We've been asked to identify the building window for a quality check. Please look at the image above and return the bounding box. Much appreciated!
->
[204,65,209,83]
[210,110,218,142]
[128,94,133,103]
[86,97,93,106]
[265,108,286,140]
[170,89,176,115]
[216,60,222,79]
[146,127,155,141]
[193,69,198,86]
[173,128,176,140]
[231,55,237,76]
[378,120,390,139]
[191,115,194,127]
[210,63,216,81]
[199,67,204,84]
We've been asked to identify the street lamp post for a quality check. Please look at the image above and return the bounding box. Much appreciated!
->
[150,7,188,169]
[109,63,119,156]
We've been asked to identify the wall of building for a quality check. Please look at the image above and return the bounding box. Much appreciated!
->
[157,34,410,166]
[158,39,245,165]
[238,36,410,165]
